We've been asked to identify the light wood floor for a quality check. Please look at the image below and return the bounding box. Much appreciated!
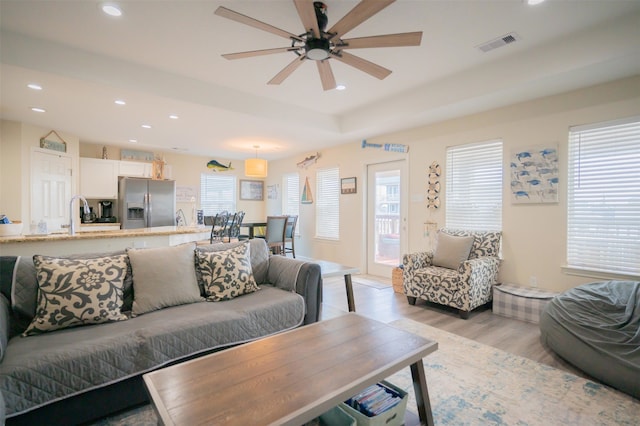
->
[320,275,591,381]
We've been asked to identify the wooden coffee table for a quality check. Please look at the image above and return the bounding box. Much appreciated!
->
[144,313,437,426]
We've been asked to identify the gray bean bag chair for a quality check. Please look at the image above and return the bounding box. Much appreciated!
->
[540,280,640,399]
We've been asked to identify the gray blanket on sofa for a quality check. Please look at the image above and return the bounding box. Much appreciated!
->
[0,286,304,416]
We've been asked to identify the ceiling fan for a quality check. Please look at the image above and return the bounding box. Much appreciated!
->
[215,0,423,91]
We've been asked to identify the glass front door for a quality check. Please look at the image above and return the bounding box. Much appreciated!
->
[367,160,407,277]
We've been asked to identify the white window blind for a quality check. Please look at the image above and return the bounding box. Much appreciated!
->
[316,167,339,239]
[200,174,236,215]
[283,172,300,233]
[567,117,640,277]
[282,173,300,216]
[446,140,503,230]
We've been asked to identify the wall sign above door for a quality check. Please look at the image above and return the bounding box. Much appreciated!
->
[39,130,67,153]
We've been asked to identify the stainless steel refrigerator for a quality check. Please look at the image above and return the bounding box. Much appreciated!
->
[118,177,176,229]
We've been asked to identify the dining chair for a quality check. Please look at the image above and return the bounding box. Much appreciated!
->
[264,215,288,255]
[227,211,245,241]
[283,215,298,258]
[210,211,229,243]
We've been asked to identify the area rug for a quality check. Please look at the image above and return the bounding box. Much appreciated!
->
[91,319,640,425]
[386,318,640,425]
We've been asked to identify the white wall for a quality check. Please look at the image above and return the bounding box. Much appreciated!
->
[0,121,23,221]
[0,121,79,226]
[267,75,640,292]
[3,75,639,293]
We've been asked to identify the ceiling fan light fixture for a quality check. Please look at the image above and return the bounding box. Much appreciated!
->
[245,146,268,178]
[305,38,330,61]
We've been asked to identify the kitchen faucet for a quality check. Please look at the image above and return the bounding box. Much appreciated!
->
[69,195,90,236]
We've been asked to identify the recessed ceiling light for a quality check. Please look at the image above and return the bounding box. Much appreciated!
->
[114,99,126,105]
[101,3,122,17]
[129,139,138,143]
[527,0,545,5]
[169,114,179,120]
[27,83,43,90]
[336,84,346,91]
[30,107,46,113]
[141,124,151,129]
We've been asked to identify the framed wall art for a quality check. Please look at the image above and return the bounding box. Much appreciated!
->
[341,177,357,194]
[267,184,278,200]
[511,144,559,204]
[240,179,264,201]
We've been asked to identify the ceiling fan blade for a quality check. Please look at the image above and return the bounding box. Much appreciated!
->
[316,60,337,91]
[215,6,303,42]
[268,55,307,85]
[327,0,395,39]
[339,32,423,50]
[294,0,321,39]
[331,51,391,80]
[222,47,300,60]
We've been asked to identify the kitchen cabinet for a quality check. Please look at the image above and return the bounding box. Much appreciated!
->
[80,158,118,199]
[119,161,172,179]
[79,224,121,232]
[119,161,151,178]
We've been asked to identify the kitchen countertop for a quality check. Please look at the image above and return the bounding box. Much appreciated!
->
[0,226,209,244]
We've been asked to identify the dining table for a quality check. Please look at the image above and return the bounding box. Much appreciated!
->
[241,221,267,238]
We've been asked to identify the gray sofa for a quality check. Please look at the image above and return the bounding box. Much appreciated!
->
[0,238,322,425]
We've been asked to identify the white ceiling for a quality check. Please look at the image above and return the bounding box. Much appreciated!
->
[1,0,639,161]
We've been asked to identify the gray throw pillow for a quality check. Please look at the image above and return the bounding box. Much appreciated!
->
[128,242,203,316]
[432,232,475,270]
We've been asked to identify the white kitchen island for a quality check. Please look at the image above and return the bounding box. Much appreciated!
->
[0,226,210,256]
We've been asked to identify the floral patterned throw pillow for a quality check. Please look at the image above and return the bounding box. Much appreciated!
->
[22,254,129,336]
[196,242,260,301]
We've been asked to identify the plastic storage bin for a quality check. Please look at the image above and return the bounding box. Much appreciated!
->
[340,381,407,426]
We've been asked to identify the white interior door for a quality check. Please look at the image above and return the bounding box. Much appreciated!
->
[367,160,408,277]
[31,150,72,231]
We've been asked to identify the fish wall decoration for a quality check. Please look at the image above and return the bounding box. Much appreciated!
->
[297,153,320,169]
[206,160,233,171]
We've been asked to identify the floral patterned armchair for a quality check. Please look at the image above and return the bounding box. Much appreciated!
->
[402,229,502,319]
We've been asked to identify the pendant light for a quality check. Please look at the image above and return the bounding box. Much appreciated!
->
[245,145,268,178]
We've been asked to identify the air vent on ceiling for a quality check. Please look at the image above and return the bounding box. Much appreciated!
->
[476,32,521,53]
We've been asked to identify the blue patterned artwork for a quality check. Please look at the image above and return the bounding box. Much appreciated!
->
[511,145,559,203]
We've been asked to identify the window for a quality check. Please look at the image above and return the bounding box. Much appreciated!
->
[567,117,640,277]
[316,167,340,239]
[200,174,236,215]
[446,140,503,230]
[282,172,300,233]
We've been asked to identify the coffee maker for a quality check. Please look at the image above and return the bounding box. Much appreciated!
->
[97,200,117,223]
[80,206,96,223]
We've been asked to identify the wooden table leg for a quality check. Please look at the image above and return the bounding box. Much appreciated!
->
[345,273,356,312]
[410,360,434,426]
